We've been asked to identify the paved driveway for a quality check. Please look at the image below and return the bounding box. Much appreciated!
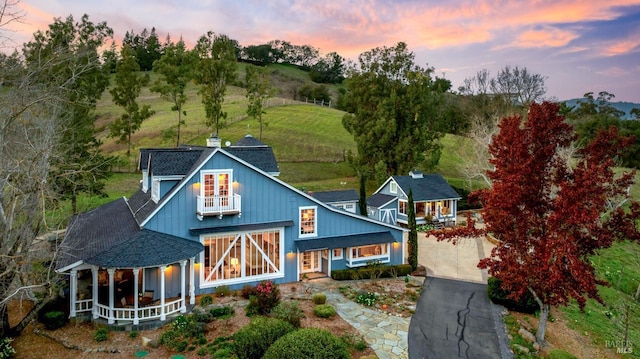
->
[408,277,508,359]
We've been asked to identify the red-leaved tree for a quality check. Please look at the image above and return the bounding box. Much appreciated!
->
[433,101,640,344]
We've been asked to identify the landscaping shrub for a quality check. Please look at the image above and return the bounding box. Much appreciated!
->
[42,311,66,330]
[232,317,295,359]
[340,332,368,352]
[356,292,377,306]
[546,349,578,359]
[487,277,538,314]
[0,337,16,359]
[199,295,213,306]
[215,285,231,297]
[209,305,234,319]
[263,328,349,359]
[331,264,412,280]
[241,284,257,299]
[314,304,336,318]
[312,293,327,304]
[94,327,109,342]
[129,330,139,339]
[245,280,280,315]
[270,301,305,328]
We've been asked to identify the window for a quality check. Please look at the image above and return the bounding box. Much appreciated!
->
[390,182,397,194]
[333,248,343,259]
[299,206,317,237]
[201,229,283,287]
[347,244,390,267]
[399,200,407,215]
[415,202,425,215]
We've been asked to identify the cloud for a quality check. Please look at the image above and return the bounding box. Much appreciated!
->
[601,38,640,56]
[510,27,578,48]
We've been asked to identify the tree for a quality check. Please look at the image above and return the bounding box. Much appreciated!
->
[122,27,162,71]
[1,5,113,336]
[245,64,274,140]
[151,38,196,146]
[407,189,418,271]
[193,31,238,136]
[434,101,640,345]
[358,174,367,216]
[342,42,446,177]
[109,44,154,156]
[490,65,547,110]
[22,14,115,215]
[310,52,345,84]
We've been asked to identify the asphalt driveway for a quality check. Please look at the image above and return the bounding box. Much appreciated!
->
[408,277,511,359]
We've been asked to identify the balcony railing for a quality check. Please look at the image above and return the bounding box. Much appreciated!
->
[197,194,241,218]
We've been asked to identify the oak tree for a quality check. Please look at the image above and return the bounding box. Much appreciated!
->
[434,101,640,344]
[342,42,446,177]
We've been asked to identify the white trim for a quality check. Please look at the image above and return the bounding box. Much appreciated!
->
[139,148,406,233]
[332,248,343,260]
[390,182,397,194]
[299,206,318,238]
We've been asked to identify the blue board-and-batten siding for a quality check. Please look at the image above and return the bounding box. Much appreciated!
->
[142,150,404,292]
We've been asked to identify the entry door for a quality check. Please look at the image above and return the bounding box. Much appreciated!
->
[301,251,321,273]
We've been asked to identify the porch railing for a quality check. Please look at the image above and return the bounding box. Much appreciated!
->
[93,298,183,323]
[197,194,241,216]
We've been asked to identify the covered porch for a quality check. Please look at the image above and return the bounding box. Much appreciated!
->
[62,230,204,326]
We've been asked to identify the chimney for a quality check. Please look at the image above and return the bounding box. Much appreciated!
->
[409,170,424,179]
[206,135,221,148]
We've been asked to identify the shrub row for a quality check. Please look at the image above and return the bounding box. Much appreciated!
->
[330,264,412,280]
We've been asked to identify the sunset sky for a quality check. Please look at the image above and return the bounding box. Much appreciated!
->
[5,0,640,102]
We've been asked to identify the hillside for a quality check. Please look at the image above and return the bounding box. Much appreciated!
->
[563,98,640,119]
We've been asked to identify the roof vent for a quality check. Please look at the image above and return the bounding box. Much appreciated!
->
[409,170,423,179]
[206,135,221,148]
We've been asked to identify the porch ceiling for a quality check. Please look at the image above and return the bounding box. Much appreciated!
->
[295,231,397,251]
[86,229,204,268]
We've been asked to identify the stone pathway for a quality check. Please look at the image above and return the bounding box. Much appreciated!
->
[301,279,410,359]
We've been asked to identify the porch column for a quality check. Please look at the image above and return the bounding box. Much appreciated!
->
[133,267,140,325]
[69,269,77,318]
[189,257,196,305]
[160,266,166,321]
[107,268,115,324]
[91,266,99,319]
[180,260,186,313]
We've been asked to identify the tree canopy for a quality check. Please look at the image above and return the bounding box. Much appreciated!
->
[434,101,640,345]
[341,42,447,182]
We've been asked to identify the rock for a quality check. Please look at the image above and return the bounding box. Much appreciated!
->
[513,344,530,354]
[142,337,160,348]
[406,275,424,288]
[518,319,533,331]
[533,342,540,351]
[518,328,536,344]
[507,334,513,340]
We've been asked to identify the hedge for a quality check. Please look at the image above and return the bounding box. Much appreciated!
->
[330,264,412,281]
[262,328,349,359]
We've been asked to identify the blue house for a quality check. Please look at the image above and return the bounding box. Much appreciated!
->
[309,189,359,214]
[56,135,405,326]
[367,170,460,226]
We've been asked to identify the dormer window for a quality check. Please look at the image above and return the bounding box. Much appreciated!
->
[151,179,160,203]
[299,206,317,237]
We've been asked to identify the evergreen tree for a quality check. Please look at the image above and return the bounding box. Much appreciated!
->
[109,45,154,156]
[151,38,196,146]
[358,174,367,216]
[407,189,418,270]
[194,31,238,136]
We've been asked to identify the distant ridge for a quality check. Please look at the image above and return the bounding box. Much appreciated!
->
[563,98,640,120]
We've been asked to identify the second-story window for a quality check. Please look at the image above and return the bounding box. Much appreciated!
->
[299,206,317,237]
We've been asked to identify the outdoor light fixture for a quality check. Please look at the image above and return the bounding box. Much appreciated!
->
[230,257,239,274]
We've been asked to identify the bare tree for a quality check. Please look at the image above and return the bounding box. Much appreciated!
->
[0,0,24,47]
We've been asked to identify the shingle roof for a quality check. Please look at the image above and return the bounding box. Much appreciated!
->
[310,189,359,203]
[295,231,397,251]
[150,149,204,176]
[392,173,461,201]
[128,189,158,224]
[226,135,279,174]
[367,193,397,208]
[85,229,203,268]
[56,198,139,270]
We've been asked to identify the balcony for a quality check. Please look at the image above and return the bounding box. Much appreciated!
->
[197,194,241,219]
